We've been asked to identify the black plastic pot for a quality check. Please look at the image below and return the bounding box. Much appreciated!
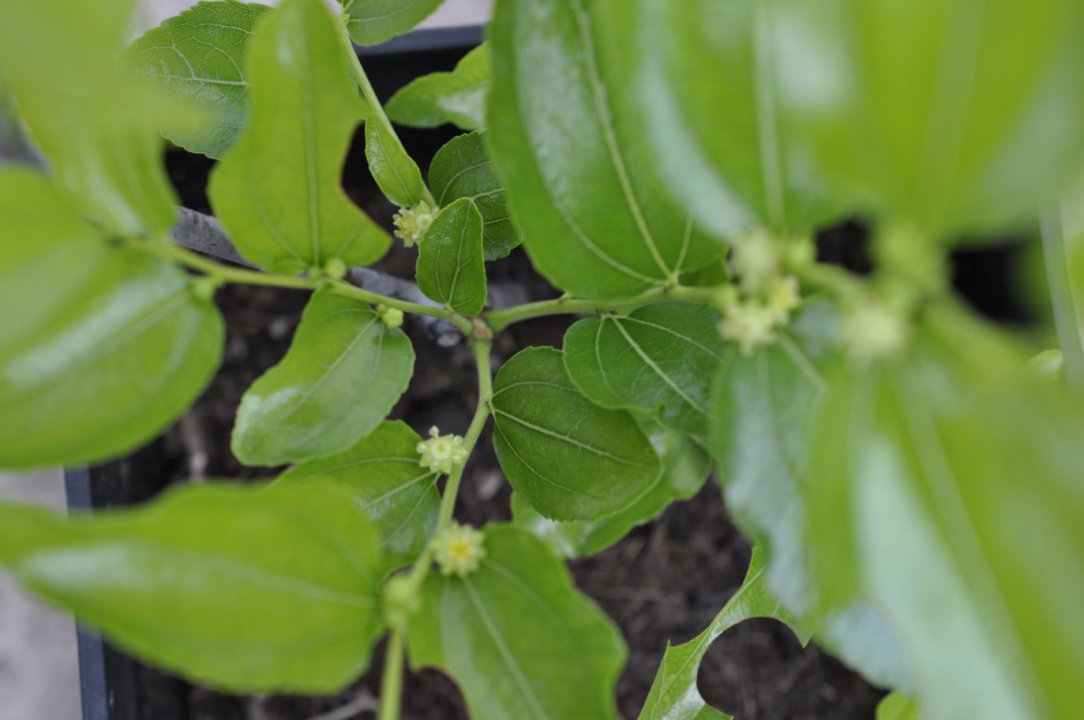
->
[63,25,482,720]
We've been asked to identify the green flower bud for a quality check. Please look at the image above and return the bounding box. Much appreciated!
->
[324,257,347,280]
[377,305,405,330]
[190,277,218,302]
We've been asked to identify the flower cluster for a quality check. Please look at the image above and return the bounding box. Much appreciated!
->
[375,304,404,330]
[719,229,802,355]
[841,299,909,362]
[393,201,436,247]
[417,426,468,475]
[432,523,486,577]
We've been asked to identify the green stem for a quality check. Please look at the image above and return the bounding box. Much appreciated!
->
[438,341,493,528]
[790,261,866,301]
[338,20,437,208]
[138,239,474,333]
[330,279,474,334]
[1041,211,1084,391]
[377,628,405,720]
[403,340,492,596]
[151,241,315,290]
[485,284,721,332]
[373,349,494,720]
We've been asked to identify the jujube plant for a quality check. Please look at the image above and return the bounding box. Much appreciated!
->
[1,0,1083,719]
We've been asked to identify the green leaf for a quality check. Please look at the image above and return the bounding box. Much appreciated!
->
[415,198,487,315]
[429,131,519,261]
[15,88,180,237]
[512,419,710,558]
[429,132,518,261]
[709,301,911,689]
[341,0,444,47]
[0,0,179,236]
[276,420,439,573]
[0,169,223,470]
[491,347,661,521]
[607,0,841,238]
[709,302,835,613]
[125,0,270,159]
[407,525,626,720]
[637,550,796,720]
[0,0,133,88]
[209,0,388,274]
[364,120,427,208]
[232,289,414,467]
[804,309,1084,719]
[771,0,1084,237]
[386,44,491,131]
[0,481,385,692]
[877,693,921,720]
[563,302,724,439]
[487,0,723,299]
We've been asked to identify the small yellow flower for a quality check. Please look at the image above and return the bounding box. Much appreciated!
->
[731,227,781,293]
[417,426,468,475]
[720,300,780,355]
[842,300,909,362]
[769,275,801,321]
[433,523,486,577]
[393,201,437,248]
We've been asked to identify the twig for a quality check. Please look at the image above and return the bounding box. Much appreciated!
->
[173,208,250,266]
[305,690,380,720]
[170,208,464,342]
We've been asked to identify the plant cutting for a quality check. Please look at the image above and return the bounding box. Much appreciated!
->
[1,0,1083,718]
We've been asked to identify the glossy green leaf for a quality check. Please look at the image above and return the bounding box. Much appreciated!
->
[512,420,710,558]
[0,0,179,236]
[386,44,490,131]
[0,169,223,470]
[408,525,625,720]
[209,0,388,274]
[365,120,427,208]
[638,550,796,720]
[276,420,439,573]
[805,309,1084,719]
[125,0,270,159]
[771,0,1084,237]
[709,303,834,613]
[232,289,414,467]
[0,0,132,88]
[341,0,443,47]
[15,88,180,237]
[429,132,519,261]
[415,198,487,315]
[877,693,921,720]
[487,0,723,299]
[564,302,724,439]
[0,482,384,692]
[610,0,840,238]
[709,301,910,688]
[491,347,661,521]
